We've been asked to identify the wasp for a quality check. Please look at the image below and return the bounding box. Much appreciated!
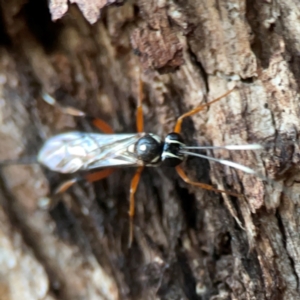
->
[36,81,263,246]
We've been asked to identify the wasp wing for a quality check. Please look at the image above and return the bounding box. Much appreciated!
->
[37,132,146,173]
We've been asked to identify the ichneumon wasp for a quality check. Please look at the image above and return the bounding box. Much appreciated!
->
[36,79,263,246]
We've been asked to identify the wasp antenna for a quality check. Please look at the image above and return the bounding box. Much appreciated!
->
[180,150,293,201]
[184,144,264,151]
[181,150,257,175]
[222,144,263,150]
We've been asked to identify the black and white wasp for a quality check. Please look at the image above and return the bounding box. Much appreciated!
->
[37,86,263,245]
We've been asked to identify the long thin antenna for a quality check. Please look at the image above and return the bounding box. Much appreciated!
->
[180,150,257,174]
[183,144,264,151]
[180,150,290,198]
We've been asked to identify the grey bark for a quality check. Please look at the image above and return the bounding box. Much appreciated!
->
[0,0,300,299]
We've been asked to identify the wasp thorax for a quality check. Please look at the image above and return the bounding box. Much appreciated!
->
[161,132,185,167]
[135,134,163,164]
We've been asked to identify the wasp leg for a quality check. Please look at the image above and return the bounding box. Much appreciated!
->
[54,168,115,194]
[54,169,114,197]
[175,165,241,198]
[174,88,235,133]
[54,178,79,194]
[37,178,79,210]
[38,177,78,209]
[126,74,145,246]
[44,169,114,210]
[91,118,114,133]
[41,93,114,133]
[129,166,144,247]
[136,76,144,133]
[127,74,145,246]
[84,168,115,182]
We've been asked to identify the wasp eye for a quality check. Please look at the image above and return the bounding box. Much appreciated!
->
[135,135,163,164]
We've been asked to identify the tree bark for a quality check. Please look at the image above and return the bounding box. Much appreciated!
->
[0,0,300,299]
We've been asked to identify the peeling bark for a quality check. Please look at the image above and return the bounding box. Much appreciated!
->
[1,0,300,299]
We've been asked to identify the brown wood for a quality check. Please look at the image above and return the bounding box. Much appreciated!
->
[1,0,300,299]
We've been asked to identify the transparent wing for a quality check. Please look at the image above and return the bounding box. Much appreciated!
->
[37,132,146,173]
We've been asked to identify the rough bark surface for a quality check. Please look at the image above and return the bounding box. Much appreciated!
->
[0,0,300,299]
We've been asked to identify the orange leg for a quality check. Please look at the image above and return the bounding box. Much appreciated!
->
[42,93,115,195]
[42,93,86,117]
[176,165,241,197]
[54,168,115,194]
[128,166,144,247]
[39,178,79,210]
[174,88,239,196]
[41,92,114,134]
[127,75,146,246]
[92,118,114,134]
[85,168,115,182]
[136,76,144,133]
[54,178,78,194]
[174,88,235,133]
